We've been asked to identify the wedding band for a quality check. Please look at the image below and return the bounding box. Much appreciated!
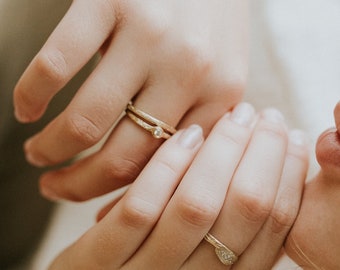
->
[204,233,238,266]
[126,102,177,139]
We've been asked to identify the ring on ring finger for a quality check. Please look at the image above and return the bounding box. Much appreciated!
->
[126,102,177,139]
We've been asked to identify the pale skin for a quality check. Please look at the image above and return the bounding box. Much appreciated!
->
[47,103,310,269]
[13,0,248,201]
[284,101,340,270]
[12,1,340,267]
[45,101,340,270]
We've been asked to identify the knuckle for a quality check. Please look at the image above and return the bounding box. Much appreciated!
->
[286,146,309,165]
[214,120,250,147]
[221,76,246,103]
[217,128,247,148]
[120,196,157,228]
[35,49,68,86]
[118,1,170,44]
[235,190,272,224]
[176,194,219,228]
[152,153,180,179]
[96,0,123,27]
[215,72,247,98]
[258,122,288,143]
[140,12,169,44]
[97,0,116,14]
[65,113,103,148]
[199,72,245,110]
[102,155,143,182]
[180,40,214,78]
[270,200,298,234]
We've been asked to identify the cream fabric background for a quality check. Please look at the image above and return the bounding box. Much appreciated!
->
[0,0,338,269]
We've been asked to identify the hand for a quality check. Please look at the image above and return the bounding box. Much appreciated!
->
[285,101,340,270]
[13,0,248,201]
[48,103,309,270]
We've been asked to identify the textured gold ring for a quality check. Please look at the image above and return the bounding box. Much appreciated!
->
[204,233,238,266]
[126,102,176,139]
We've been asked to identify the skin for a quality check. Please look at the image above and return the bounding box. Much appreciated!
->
[47,103,309,270]
[285,101,340,270]
[13,0,248,201]
[11,0,340,267]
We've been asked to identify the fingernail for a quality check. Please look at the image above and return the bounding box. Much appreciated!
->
[177,124,203,149]
[26,152,47,167]
[14,108,30,123]
[262,108,285,124]
[40,186,60,201]
[289,129,308,146]
[230,102,255,126]
[25,139,47,167]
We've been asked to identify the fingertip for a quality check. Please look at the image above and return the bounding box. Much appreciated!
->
[261,107,285,124]
[287,130,310,165]
[176,124,203,149]
[316,129,340,172]
[289,129,308,147]
[13,89,32,123]
[14,108,31,123]
[39,176,61,202]
[13,85,45,123]
[229,102,256,126]
[40,170,82,202]
[24,138,50,167]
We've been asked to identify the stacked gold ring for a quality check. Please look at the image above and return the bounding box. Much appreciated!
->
[126,102,177,139]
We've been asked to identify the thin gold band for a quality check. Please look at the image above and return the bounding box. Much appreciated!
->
[204,233,238,266]
[125,102,176,139]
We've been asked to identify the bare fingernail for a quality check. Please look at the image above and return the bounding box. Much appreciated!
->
[26,152,47,167]
[230,102,255,126]
[25,139,47,167]
[177,125,203,149]
[40,186,60,201]
[14,108,31,123]
[289,129,308,146]
[262,108,285,124]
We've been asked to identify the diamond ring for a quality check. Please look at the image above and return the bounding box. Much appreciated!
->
[204,233,238,266]
[125,102,176,139]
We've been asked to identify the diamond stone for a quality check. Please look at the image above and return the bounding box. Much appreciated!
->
[215,247,237,265]
[152,126,164,138]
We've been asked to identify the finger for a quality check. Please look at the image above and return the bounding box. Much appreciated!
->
[39,117,160,201]
[125,103,256,270]
[316,128,340,175]
[232,130,309,270]
[14,0,120,122]
[96,192,125,223]
[23,28,150,167]
[39,80,195,201]
[49,125,203,270]
[39,89,238,201]
[177,98,243,136]
[187,108,288,270]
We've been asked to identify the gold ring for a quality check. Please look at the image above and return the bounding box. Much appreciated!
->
[126,102,177,139]
[204,233,238,266]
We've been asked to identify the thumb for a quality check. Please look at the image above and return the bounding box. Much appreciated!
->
[316,128,340,178]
